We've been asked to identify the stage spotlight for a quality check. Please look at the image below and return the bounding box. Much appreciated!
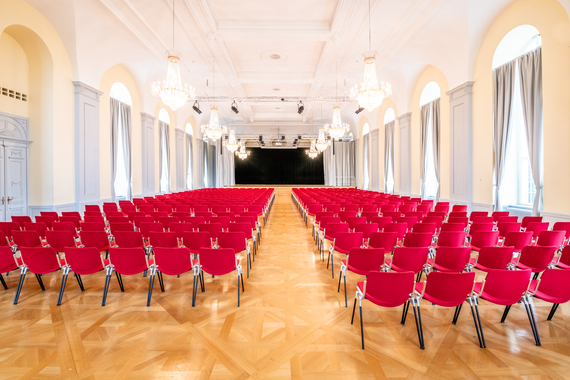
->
[231,100,239,114]
[193,101,202,114]
[355,107,364,114]
[297,101,304,114]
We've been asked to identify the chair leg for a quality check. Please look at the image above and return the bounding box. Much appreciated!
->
[337,271,342,292]
[0,273,7,290]
[500,304,511,323]
[36,274,45,291]
[157,271,165,292]
[359,299,365,349]
[146,269,155,307]
[200,271,205,292]
[241,273,245,292]
[547,303,559,321]
[115,272,124,292]
[452,304,463,325]
[75,273,85,291]
[524,297,541,346]
[13,267,27,305]
[247,253,250,279]
[416,271,422,282]
[412,299,425,349]
[143,269,147,278]
[474,298,486,348]
[237,273,241,307]
[343,271,347,308]
[191,271,197,307]
[331,252,334,279]
[351,298,357,324]
[101,269,112,306]
[467,299,484,348]
[57,268,70,306]
[401,301,410,325]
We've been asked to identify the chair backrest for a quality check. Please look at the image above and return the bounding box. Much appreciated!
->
[198,223,223,240]
[229,205,246,214]
[448,211,468,219]
[469,211,488,221]
[319,216,340,231]
[0,244,16,271]
[24,222,47,238]
[452,205,468,212]
[52,222,77,236]
[422,216,444,229]
[470,231,500,249]
[64,247,105,275]
[158,217,180,229]
[151,212,169,222]
[46,230,76,252]
[413,223,436,234]
[218,231,246,252]
[364,271,415,307]
[437,231,467,247]
[149,231,178,248]
[497,222,522,237]
[194,212,214,223]
[210,216,231,230]
[138,205,155,214]
[397,216,418,231]
[382,211,402,221]
[107,216,129,224]
[518,245,557,272]
[35,216,55,229]
[324,223,349,240]
[537,230,565,248]
[153,247,193,276]
[497,216,519,224]
[326,204,341,214]
[12,216,32,228]
[84,215,106,224]
[60,216,81,228]
[344,204,359,213]
[85,205,101,213]
[368,232,398,252]
[553,222,570,240]
[491,211,510,222]
[227,222,253,240]
[314,211,334,224]
[383,223,408,240]
[535,268,570,303]
[108,247,148,275]
[80,222,106,232]
[113,231,144,248]
[80,230,110,251]
[369,216,392,231]
[62,212,82,221]
[521,216,543,228]
[338,211,357,223]
[354,223,378,239]
[217,212,237,222]
[380,204,397,213]
[234,216,256,230]
[433,247,471,272]
[139,222,164,238]
[361,211,380,220]
[212,205,228,215]
[110,222,135,235]
[469,222,494,234]
[391,247,429,273]
[40,211,59,222]
[156,205,173,214]
[346,217,367,230]
[12,230,42,248]
[447,217,468,228]
[306,204,323,215]
[482,269,531,304]
[423,271,475,307]
[440,223,466,233]
[0,222,20,239]
[346,247,384,273]
[525,222,550,239]
[402,232,433,248]
[477,246,515,270]
[333,232,364,252]
[361,204,379,213]
[19,246,61,274]
[198,247,236,276]
[472,216,494,224]
[103,203,119,213]
[416,204,432,216]
[169,222,194,238]
[182,231,212,253]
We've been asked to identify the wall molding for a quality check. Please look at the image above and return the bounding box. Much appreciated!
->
[471,202,494,213]
[540,211,570,223]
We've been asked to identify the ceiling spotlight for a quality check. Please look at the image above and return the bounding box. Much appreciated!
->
[355,107,365,114]
[231,100,239,114]
[297,100,304,114]
[193,101,202,114]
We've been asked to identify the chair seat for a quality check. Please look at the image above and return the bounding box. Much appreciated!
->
[530,279,570,304]
[334,246,352,254]
[516,262,543,273]
[200,259,239,276]
[357,281,407,307]
[342,259,370,276]
[432,263,463,272]
[557,262,570,270]
[474,282,515,305]
[415,282,464,307]
[158,258,197,276]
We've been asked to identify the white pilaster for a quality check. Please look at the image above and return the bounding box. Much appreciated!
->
[370,128,380,191]
[141,112,156,196]
[175,128,185,191]
[397,112,412,195]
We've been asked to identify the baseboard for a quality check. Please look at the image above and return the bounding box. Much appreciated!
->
[471,202,494,212]
[29,203,77,217]
[541,211,570,224]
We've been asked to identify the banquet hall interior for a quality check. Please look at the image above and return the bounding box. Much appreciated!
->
[1,0,570,378]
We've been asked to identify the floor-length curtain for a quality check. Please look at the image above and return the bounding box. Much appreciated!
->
[362,135,370,189]
[493,60,517,211]
[120,103,132,199]
[518,47,543,215]
[110,98,120,200]
[186,133,193,190]
[202,140,208,188]
[208,142,216,188]
[323,141,355,186]
[159,121,170,193]
[216,145,236,188]
[431,98,441,200]
[419,103,431,199]
[384,121,395,193]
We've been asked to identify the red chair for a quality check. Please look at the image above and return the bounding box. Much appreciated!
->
[352,271,424,349]
[12,216,32,229]
[139,222,164,239]
[516,245,557,274]
[218,231,251,277]
[12,230,43,248]
[80,222,106,232]
[440,223,466,233]
[384,223,408,241]
[413,223,436,234]
[113,231,144,249]
[447,217,468,228]
[346,217,366,231]
[24,222,48,239]
[361,211,380,221]
[469,211,488,222]
[472,246,516,272]
[497,222,522,239]
[497,216,519,224]
[403,232,433,248]
[432,247,472,272]
[369,216,392,231]
[503,232,533,252]
[436,231,467,247]
[468,222,494,235]
[210,216,231,230]
[85,205,101,213]
[383,211,402,221]
[553,222,570,245]
[183,216,206,227]
[217,212,237,222]
[35,216,56,229]
[354,223,378,241]
[452,205,468,212]
[158,217,179,230]
[84,215,106,225]
[0,245,18,289]
[338,211,357,223]
[473,216,494,224]
[492,211,510,222]
[169,222,194,239]
[108,216,130,225]
[182,231,212,255]
[339,247,384,307]
[212,205,228,215]
[521,216,543,229]
[149,232,178,248]
[449,212,468,219]
[195,248,244,307]
[235,215,260,249]
[474,269,540,346]
[398,216,419,231]
[228,222,256,266]
[14,246,65,304]
[530,268,570,321]
[102,247,151,306]
[414,271,484,348]
[138,205,155,215]
[80,231,110,253]
[322,223,349,260]
[40,211,59,222]
[385,247,430,281]
[62,212,82,221]
[317,216,341,252]
[423,216,445,230]
[0,222,20,242]
[58,247,108,305]
[368,232,398,252]
[46,230,76,253]
[148,247,197,306]
[536,231,565,249]
[52,222,78,238]
[344,204,359,213]
[198,223,223,241]
[312,211,334,240]
[469,231,499,251]
[328,232,363,278]
[151,212,168,222]
[60,216,81,229]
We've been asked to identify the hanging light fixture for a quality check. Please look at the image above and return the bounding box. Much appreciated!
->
[350,0,392,112]
[201,62,227,141]
[151,0,195,110]
[306,140,318,159]
[315,128,329,152]
[236,140,250,160]
[325,62,351,140]
[225,128,239,152]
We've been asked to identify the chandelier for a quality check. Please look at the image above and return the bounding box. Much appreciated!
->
[350,0,392,112]
[201,62,226,141]
[315,127,329,152]
[306,140,318,159]
[236,141,250,160]
[225,128,239,152]
[325,106,350,140]
[151,0,194,110]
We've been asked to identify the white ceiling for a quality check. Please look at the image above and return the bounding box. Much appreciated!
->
[20,0,570,133]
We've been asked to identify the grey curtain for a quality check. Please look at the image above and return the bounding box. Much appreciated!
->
[120,103,132,199]
[323,141,355,186]
[384,121,395,194]
[215,145,236,188]
[432,98,441,200]
[202,140,208,188]
[362,134,370,189]
[323,143,335,186]
[186,133,193,190]
[518,47,543,215]
[110,98,120,200]
[208,142,216,188]
[159,121,170,193]
[419,103,431,199]
[493,60,517,211]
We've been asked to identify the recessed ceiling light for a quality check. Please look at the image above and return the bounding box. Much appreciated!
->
[273,88,280,91]
[270,54,281,60]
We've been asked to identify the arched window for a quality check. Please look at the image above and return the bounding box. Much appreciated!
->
[383,108,395,124]
[419,82,441,199]
[362,122,370,190]
[185,123,193,135]
[158,108,170,193]
[110,82,132,199]
[185,123,193,189]
[420,82,441,107]
[158,108,170,124]
[362,123,370,136]
[493,25,542,211]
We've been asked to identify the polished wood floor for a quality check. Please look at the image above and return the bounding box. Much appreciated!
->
[1,188,570,379]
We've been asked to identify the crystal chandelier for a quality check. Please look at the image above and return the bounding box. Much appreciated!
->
[201,63,227,141]
[325,106,350,140]
[306,140,318,159]
[151,0,194,111]
[225,128,239,152]
[236,140,250,160]
[350,0,392,112]
[315,127,329,152]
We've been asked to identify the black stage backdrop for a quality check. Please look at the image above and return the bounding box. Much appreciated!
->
[235,148,324,185]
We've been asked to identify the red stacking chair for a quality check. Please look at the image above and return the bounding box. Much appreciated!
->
[235,215,260,249]
[474,269,540,346]
[368,232,398,252]
[228,222,256,265]
[218,231,251,278]
[195,248,244,307]
[12,230,43,248]
[338,211,357,223]
[103,203,119,213]
[0,222,20,242]
[172,211,190,220]
[80,222,106,232]
[62,212,82,221]
[312,211,334,240]
[52,222,78,238]
[448,211,468,219]
[151,212,168,222]
[84,215,106,225]
[553,222,570,245]
[416,204,432,216]
[414,271,484,348]
[403,232,433,248]
[41,212,59,222]
[156,205,173,215]
[326,204,341,215]
[0,244,18,289]
[158,217,179,230]
[46,230,76,254]
[384,223,408,241]
[434,204,449,215]
[383,211,402,221]
[338,247,384,306]
[169,222,194,239]
[24,222,48,239]
[369,216,392,231]
[183,216,206,226]
[472,246,515,272]
[13,246,65,304]
[497,216,518,224]
[469,211,488,222]
[521,216,543,229]
[102,247,151,306]
[85,205,100,213]
[198,223,223,242]
[361,204,378,213]
[12,216,32,229]
[346,217,366,231]
[344,204,359,213]
[107,216,129,225]
[503,232,533,252]
[536,230,565,249]
[447,217,468,228]
[35,216,55,229]
[328,232,363,278]
[497,222,521,239]
[530,268,570,321]
[380,204,397,213]
[436,231,467,247]
[58,247,108,305]
[139,222,164,240]
[106,212,125,219]
[469,231,499,251]
[211,205,228,215]
[452,205,468,212]
[361,211,380,220]
[427,211,446,220]
[413,223,436,235]
[149,247,197,306]
[399,204,416,214]
[216,212,237,222]
[113,231,144,249]
[229,205,246,214]
[352,271,425,349]
[210,216,231,230]
[354,223,378,241]
[468,222,494,236]
[440,223,466,233]
[182,231,212,256]
[317,216,340,251]
[192,205,209,214]
[322,222,349,260]
[423,216,444,230]
[175,205,191,213]
[516,245,557,274]
[492,211,510,222]
[60,216,80,229]
[527,222,549,242]
[432,247,472,272]
[138,205,155,215]
[473,216,494,224]
[149,232,178,248]
[405,212,425,222]
[109,222,134,236]
[80,231,110,253]
[385,247,430,281]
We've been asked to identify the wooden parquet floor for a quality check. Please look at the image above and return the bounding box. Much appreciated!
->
[1,189,570,379]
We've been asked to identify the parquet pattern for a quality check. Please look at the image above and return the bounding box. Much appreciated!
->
[1,187,570,379]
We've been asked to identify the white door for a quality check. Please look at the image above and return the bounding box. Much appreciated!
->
[0,146,5,222]
[4,143,28,218]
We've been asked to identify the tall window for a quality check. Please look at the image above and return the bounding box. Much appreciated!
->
[384,108,396,193]
[186,123,193,190]
[158,108,170,193]
[493,25,542,209]
[362,123,370,190]
[110,82,132,200]
[420,82,441,199]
